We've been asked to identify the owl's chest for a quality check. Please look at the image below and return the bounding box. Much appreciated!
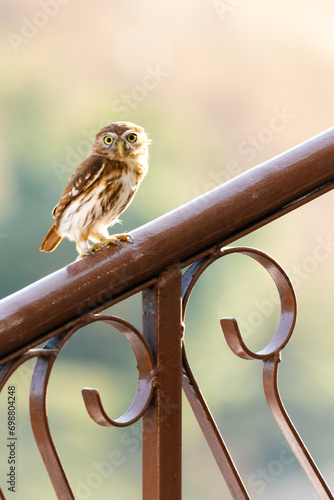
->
[100,168,140,218]
[58,161,145,235]
[116,168,139,194]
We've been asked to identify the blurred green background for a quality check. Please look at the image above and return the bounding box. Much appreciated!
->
[1,0,334,498]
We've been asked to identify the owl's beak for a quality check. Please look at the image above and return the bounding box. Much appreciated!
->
[118,140,126,157]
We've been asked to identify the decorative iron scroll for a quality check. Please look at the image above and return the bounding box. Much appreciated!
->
[0,315,155,500]
[181,246,333,500]
[0,246,333,499]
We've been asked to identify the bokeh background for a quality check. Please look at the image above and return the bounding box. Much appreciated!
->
[1,0,334,498]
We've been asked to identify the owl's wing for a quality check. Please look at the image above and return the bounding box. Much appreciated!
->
[53,154,105,220]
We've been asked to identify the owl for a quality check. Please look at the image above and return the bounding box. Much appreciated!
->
[40,121,151,259]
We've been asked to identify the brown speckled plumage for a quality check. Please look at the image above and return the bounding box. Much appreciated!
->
[40,121,151,258]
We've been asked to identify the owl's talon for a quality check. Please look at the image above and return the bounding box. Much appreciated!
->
[112,233,134,244]
[76,233,134,259]
[107,237,123,248]
[90,242,106,252]
[76,249,95,261]
[124,234,134,244]
[92,233,134,249]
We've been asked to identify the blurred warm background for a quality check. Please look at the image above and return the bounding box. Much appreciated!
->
[1,0,334,498]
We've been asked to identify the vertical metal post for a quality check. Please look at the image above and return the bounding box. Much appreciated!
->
[142,265,183,500]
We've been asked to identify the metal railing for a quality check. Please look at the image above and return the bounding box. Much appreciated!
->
[1,128,334,499]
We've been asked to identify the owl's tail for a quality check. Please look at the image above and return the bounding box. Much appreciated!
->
[40,224,62,252]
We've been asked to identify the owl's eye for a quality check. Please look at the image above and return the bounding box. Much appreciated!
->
[103,135,113,145]
[127,133,137,143]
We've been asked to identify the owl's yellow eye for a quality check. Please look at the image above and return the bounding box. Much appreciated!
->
[103,135,113,145]
[127,133,137,143]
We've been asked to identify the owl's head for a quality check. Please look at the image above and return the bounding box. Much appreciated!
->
[92,122,151,159]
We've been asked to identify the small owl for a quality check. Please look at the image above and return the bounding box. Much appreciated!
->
[40,121,151,259]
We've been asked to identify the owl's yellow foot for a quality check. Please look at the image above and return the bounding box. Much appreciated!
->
[90,233,134,252]
[89,242,106,252]
[111,233,134,245]
[89,233,134,253]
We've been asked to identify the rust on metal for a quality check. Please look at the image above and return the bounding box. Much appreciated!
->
[1,129,334,498]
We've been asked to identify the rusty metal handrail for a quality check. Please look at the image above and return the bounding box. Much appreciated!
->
[1,128,334,499]
[1,128,334,362]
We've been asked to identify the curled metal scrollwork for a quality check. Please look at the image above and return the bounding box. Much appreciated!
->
[181,247,252,498]
[0,314,155,500]
[0,245,332,499]
[219,246,296,360]
[81,315,155,427]
[182,246,333,499]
